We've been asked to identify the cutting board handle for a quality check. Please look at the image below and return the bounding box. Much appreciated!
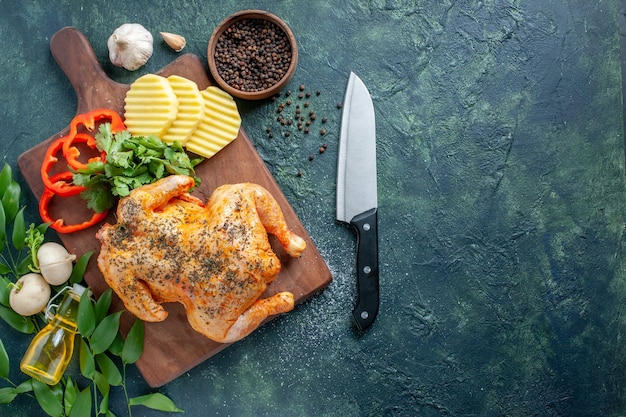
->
[50,27,127,114]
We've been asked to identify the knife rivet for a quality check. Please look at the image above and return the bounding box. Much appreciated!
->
[361,311,369,320]
[363,223,371,231]
[363,266,371,274]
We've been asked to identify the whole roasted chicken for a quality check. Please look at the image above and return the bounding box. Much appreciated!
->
[96,175,306,343]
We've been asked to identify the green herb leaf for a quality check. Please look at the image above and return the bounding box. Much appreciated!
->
[0,163,11,198]
[94,288,113,324]
[93,370,110,397]
[16,254,34,277]
[79,338,95,379]
[90,310,122,354]
[121,318,144,365]
[0,276,10,307]
[1,181,20,223]
[69,251,93,286]
[0,262,10,275]
[25,223,45,272]
[98,392,110,416]
[95,353,122,386]
[75,126,203,213]
[129,392,184,413]
[77,290,95,338]
[0,338,9,379]
[10,207,26,250]
[32,378,64,417]
[68,386,92,417]
[0,201,6,254]
[0,387,18,404]
[0,379,33,404]
[0,305,35,333]
[63,378,77,417]
[107,333,124,357]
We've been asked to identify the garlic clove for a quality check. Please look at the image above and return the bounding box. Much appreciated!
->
[160,32,186,52]
[108,23,154,71]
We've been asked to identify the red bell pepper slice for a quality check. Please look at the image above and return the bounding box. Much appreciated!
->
[39,172,109,233]
[64,108,126,170]
[40,136,86,197]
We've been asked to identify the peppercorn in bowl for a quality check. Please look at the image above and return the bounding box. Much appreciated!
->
[208,10,298,100]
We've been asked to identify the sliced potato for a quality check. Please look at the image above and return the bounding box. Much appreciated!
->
[185,86,241,158]
[162,75,204,146]
[124,74,178,138]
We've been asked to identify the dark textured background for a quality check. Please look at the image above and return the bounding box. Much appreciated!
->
[1,1,625,416]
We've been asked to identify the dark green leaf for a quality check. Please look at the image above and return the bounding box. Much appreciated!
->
[1,181,20,223]
[14,379,33,394]
[11,207,26,250]
[0,262,10,275]
[0,380,33,404]
[68,386,92,417]
[16,254,34,277]
[0,338,9,379]
[0,276,10,307]
[0,201,5,253]
[79,338,95,379]
[64,377,77,417]
[0,305,35,333]
[129,393,184,413]
[121,319,144,365]
[107,333,124,357]
[77,290,95,337]
[98,392,111,416]
[90,310,122,354]
[95,353,122,386]
[0,163,11,198]
[94,288,113,324]
[36,222,51,235]
[93,370,110,397]
[32,378,63,417]
[69,251,93,286]
[0,387,18,404]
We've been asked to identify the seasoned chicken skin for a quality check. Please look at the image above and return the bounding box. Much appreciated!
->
[96,175,306,343]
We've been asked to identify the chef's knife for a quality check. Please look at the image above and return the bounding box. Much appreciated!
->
[336,72,379,330]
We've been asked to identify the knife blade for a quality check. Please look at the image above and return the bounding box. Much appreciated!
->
[336,72,379,330]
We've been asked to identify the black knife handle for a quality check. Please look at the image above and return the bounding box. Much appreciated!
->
[350,207,379,330]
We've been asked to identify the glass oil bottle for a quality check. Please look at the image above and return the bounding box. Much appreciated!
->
[20,283,89,385]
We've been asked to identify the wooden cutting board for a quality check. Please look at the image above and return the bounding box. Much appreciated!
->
[17,27,332,388]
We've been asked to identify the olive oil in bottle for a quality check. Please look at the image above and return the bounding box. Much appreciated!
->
[20,284,88,385]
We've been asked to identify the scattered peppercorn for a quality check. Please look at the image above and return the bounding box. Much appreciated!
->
[213,18,293,92]
[308,154,315,161]
[320,128,327,136]
[316,90,321,96]
[337,102,343,109]
[285,131,291,137]
[285,90,291,97]
[299,84,305,91]
[322,117,327,123]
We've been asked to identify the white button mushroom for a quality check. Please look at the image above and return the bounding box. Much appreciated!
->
[37,242,77,286]
[10,273,51,316]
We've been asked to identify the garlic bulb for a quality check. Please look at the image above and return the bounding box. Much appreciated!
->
[108,23,153,71]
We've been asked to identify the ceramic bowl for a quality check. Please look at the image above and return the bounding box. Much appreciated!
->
[207,10,298,100]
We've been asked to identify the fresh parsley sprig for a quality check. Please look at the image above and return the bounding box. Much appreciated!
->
[73,124,203,213]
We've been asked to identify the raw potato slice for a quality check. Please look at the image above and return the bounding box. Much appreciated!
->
[185,87,241,158]
[124,74,178,138]
[162,75,204,146]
